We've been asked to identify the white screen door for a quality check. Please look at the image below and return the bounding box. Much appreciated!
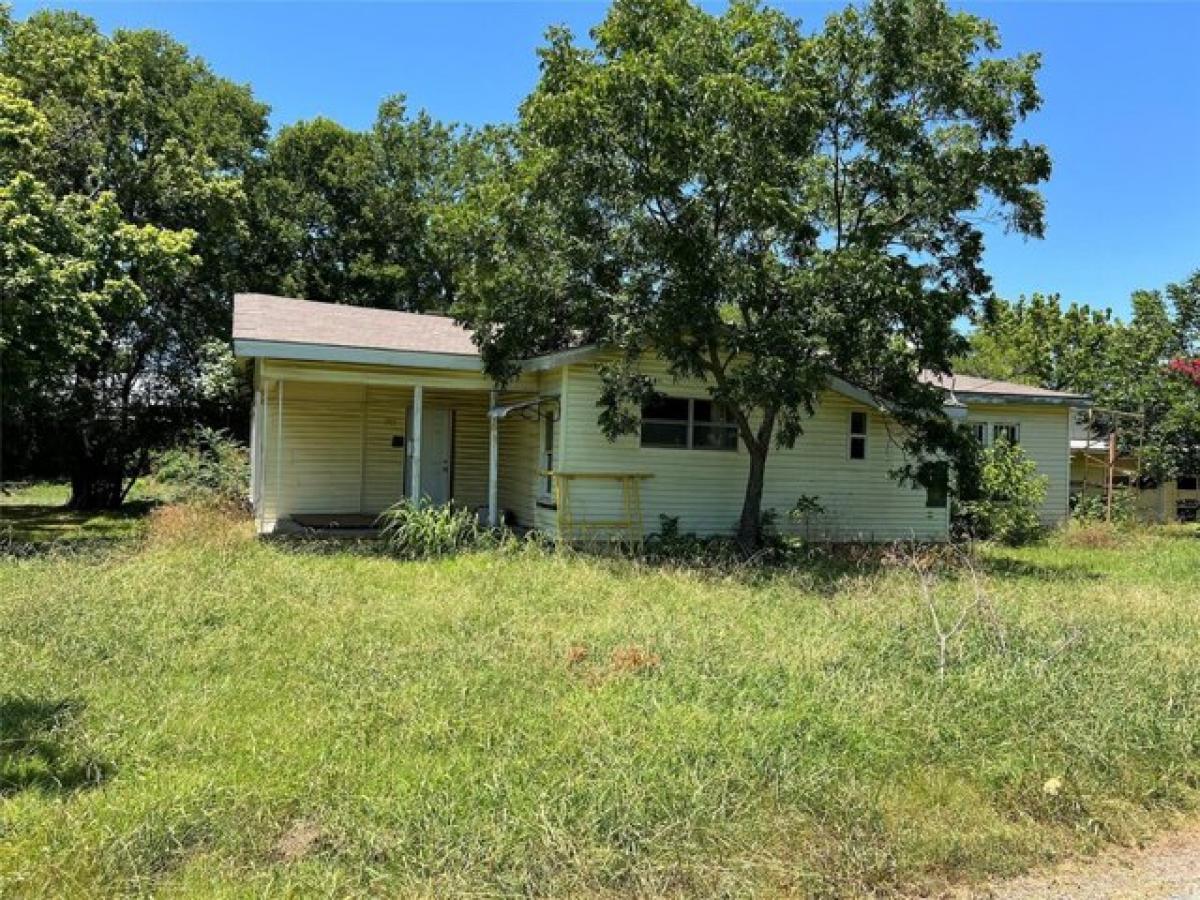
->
[406,408,452,504]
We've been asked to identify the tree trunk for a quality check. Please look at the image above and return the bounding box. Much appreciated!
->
[67,441,126,510]
[735,441,769,554]
[68,469,124,510]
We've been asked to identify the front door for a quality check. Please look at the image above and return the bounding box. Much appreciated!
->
[406,408,452,504]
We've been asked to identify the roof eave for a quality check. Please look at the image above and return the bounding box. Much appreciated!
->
[955,391,1092,408]
[233,338,484,372]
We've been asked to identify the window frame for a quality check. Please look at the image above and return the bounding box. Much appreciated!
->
[848,410,868,461]
[540,406,557,501]
[969,421,989,446]
[925,461,950,509]
[640,396,739,452]
[991,422,1021,446]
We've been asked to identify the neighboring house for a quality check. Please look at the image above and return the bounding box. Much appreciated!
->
[233,294,1087,541]
[1069,419,1200,523]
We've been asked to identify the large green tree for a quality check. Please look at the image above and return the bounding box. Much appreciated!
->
[0,8,267,506]
[245,97,493,312]
[455,0,1050,549]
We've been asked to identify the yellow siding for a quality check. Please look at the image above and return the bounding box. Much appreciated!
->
[498,404,539,528]
[258,376,505,531]
[363,387,410,514]
[260,381,364,528]
[253,356,1076,540]
[557,357,948,541]
[963,404,1072,526]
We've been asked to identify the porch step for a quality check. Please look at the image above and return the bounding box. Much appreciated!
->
[290,514,380,530]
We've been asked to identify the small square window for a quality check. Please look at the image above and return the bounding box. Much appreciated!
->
[1178,475,1198,491]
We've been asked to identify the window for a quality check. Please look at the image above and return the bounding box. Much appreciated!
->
[926,461,949,509]
[1178,475,1198,491]
[970,422,988,445]
[640,397,738,451]
[849,411,868,460]
[541,410,556,497]
[692,400,738,451]
[992,423,1020,445]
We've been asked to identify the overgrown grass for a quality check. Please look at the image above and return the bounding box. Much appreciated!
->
[0,507,1197,897]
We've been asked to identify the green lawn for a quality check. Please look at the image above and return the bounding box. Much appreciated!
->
[1,481,166,542]
[1,506,1198,897]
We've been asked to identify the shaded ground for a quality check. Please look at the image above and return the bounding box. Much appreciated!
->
[0,482,161,541]
[956,823,1200,899]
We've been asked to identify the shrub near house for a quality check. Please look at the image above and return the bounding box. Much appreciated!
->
[956,439,1049,545]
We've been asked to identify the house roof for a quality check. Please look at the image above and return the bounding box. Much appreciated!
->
[920,371,1090,404]
[233,293,479,358]
[233,293,1089,404]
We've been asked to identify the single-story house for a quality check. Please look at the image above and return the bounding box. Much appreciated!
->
[233,293,1089,542]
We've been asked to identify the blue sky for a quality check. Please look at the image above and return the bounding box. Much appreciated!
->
[13,1,1200,319]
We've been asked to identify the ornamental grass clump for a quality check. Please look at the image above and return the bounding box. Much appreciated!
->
[376,499,495,559]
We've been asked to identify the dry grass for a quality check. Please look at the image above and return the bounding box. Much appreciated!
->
[1058,521,1126,549]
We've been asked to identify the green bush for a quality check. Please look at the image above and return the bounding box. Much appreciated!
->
[1072,488,1137,524]
[377,499,494,559]
[954,439,1047,545]
[153,427,249,506]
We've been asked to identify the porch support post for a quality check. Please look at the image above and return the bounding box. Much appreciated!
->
[410,385,424,502]
[488,389,499,527]
[274,379,284,529]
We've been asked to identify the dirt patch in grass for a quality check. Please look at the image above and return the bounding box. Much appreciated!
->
[949,821,1200,899]
[273,820,325,863]
[608,644,661,675]
[1059,523,1125,550]
[566,643,662,684]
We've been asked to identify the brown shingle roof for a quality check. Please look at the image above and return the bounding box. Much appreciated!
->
[919,370,1088,402]
[233,293,479,357]
[233,293,1087,403]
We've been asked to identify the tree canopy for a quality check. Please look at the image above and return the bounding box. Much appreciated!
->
[243,98,490,312]
[0,7,476,506]
[453,0,1051,547]
[0,8,268,506]
[961,271,1200,478]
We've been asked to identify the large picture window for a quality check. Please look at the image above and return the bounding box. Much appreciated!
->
[641,396,738,451]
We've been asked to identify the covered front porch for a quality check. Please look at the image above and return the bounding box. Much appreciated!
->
[249,358,550,535]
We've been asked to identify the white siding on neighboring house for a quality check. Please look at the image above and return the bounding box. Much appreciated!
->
[555,355,949,541]
[963,403,1072,526]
